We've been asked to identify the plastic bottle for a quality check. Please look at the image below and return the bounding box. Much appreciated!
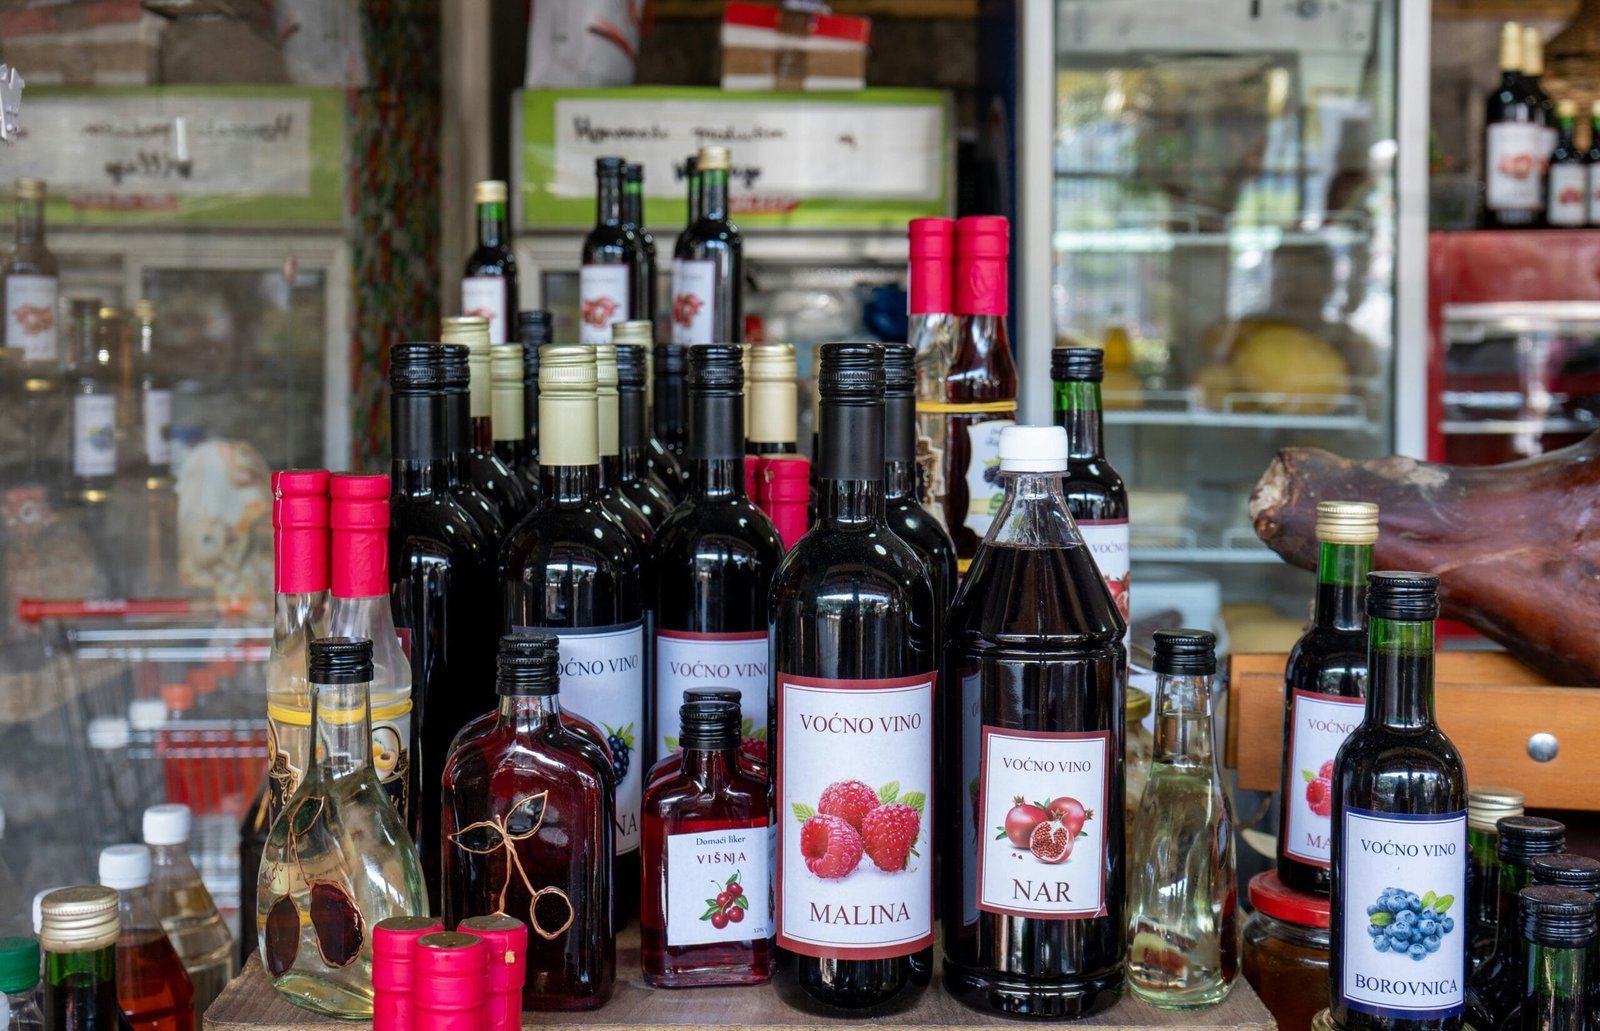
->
[99,845,195,1031]
[141,806,233,1018]
[0,937,43,1031]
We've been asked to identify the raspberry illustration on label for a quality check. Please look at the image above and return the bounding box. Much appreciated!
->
[792,779,926,879]
[1365,887,1455,962]
[1303,760,1335,817]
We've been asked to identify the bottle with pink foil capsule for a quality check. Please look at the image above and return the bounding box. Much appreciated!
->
[458,914,527,1031]
[372,916,441,1031]
[413,932,488,1031]
[755,455,809,552]
[907,217,958,521]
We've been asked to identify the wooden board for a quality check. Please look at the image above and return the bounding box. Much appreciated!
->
[206,930,1275,1031]
[1226,651,1600,809]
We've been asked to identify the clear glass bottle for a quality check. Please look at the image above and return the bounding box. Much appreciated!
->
[257,638,427,1018]
[1516,886,1595,1031]
[141,806,232,1019]
[1467,816,1566,1031]
[38,887,123,1031]
[881,343,957,611]
[0,937,43,1031]
[907,217,958,520]
[99,846,195,1031]
[1467,787,1524,974]
[1128,629,1238,1007]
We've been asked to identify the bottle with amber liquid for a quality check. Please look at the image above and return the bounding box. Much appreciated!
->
[1279,501,1377,895]
[1051,347,1130,641]
[462,180,517,344]
[611,333,675,530]
[38,887,125,1031]
[440,634,616,1010]
[941,425,1126,1018]
[500,344,646,926]
[882,343,956,609]
[642,698,773,987]
[98,847,194,1031]
[770,342,937,1013]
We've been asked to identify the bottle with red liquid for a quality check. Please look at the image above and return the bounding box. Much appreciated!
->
[646,687,768,789]
[642,698,774,987]
[439,633,616,1011]
[98,847,194,1031]
[38,887,128,1031]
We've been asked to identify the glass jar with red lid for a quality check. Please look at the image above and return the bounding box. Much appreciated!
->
[1242,870,1330,1031]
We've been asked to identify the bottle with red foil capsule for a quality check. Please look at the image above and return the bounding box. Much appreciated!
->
[99,846,195,1031]
[328,474,414,825]
[642,698,774,987]
[372,916,441,1031]
[611,335,675,532]
[652,344,783,767]
[442,316,530,528]
[457,915,527,1031]
[1278,501,1376,895]
[412,933,487,1031]
[907,217,959,519]
[646,687,769,789]
[580,157,634,345]
[882,343,957,610]
[439,634,616,1011]
[756,454,810,552]
[939,216,1018,567]
[941,425,1126,1018]
[770,342,937,1013]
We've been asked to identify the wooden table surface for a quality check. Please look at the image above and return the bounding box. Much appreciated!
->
[207,931,1276,1031]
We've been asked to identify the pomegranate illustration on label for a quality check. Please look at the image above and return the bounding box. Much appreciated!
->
[673,293,704,329]
[995,795,1093,865]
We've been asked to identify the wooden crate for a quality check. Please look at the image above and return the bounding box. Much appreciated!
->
[1227,651,1599,810]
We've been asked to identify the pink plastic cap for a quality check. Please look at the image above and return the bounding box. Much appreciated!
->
[909,218,956,316]
[955,215,1010,317]
[330,474,389,599]
[757,455,811,551]
[273,469,329,594]
[414,931,489,1011]
[373,917,444,1031]
[273,469,330,500]
[457,914,527,1031]
[331,472,390,501]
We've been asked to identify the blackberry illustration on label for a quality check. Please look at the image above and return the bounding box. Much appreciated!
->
[776,671,935,961]
[1285,689,1364,867]
[976,727,1109,918]
[655,629,769,762]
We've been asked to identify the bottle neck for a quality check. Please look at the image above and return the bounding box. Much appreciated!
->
[700,168,729,222]
[1314,541,1372,630]
[691,458,745,500]
[1366,616,1436,730]
[821,481,885,528]
[14,196,43,246]
[689,388,743,461]
[622,182,643,228]
[599,453,623,488]
[497,692,562,734]
[988,469,1082,550]
[473,414,494,452]
[1523,939,1588,1030]
[1153,672,1217,765]
[686,172,702,224]
[273,591,326,651]
[883,392,916,501]
[655,373,687,446]
[45,943,115,996]
[114,887,162,936]
[1558,118,1577,148]
[1053,380,1104,458]
[682,746,739,782]
[328,594,396,643]
[310,678,374,779]
[596,173,622,227]
[477,201,507,249]
[390,391,454,492]
[618,384,648,456]
[818,396,886,526]
[539,463,598,505]
[444,391,472,480]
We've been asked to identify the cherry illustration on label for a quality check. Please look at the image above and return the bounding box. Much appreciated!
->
[701,870,750,929]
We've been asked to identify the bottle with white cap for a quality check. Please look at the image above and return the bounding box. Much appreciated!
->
[142,805,233,1018]
[38,886,122,1031]
[99,845,195,1031]
[86,717,141,842]
[941,424,1127,1018]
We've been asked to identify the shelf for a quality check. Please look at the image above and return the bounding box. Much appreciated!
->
[1052,220,1370,255]
[1132,529,1280,565]
[1440,419,1596,436]
[1103,390,1376,431]
[206,930,1275,1031]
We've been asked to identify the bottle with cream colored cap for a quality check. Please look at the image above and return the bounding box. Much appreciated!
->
[441,316,530,527]
[141,805,232,1018]
[490,342,538,500]
[39,887,123,1031]
[462,179,517,344]
[99,846,195,1031]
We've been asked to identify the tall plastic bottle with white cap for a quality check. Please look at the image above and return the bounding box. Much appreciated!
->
[98,846,195,1031]
[142,805,233,1018]
[940,425,1128,1018]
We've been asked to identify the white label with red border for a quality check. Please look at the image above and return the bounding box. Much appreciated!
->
[776,670,935,961]
[72,394,117,477]
[5,274,58,363]
[579,263,630,345]
[1485,122,1546,212]
[670,259,716,344]
[1549,164,1588,226]
[655,629,768,758]
[665,821,773,947]
[461,275,510,342]
[1285,688,1365,867]
[976,727,1109,919]
[1588,164,1600,225]
[1078,519,1129,642]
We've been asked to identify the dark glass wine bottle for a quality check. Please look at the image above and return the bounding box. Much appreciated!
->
[745,344,799,456]
[1515,886,1595,1031]
[462,180,517,344]
[580,157,634,346]
[594,342,656,553]
[388,342,500,907]
[622,162,656,325]
[1548,100,1586,227]
[1484,23,1545,229]
[941,424,1126,1018]
[1468,787,1524,974]
[612,336,675,531]
[490,343,536,504]
[1466,816,1566,1031]
[516,310,551,473]
[674,154,700,259]
[443,317,529,527]
[500,344,646,927]
[671,146,741,345]
[1279,501,1377,895]
[651,341,690,495]
[4,177,61,384]
[880,343,956,610]
[770,342,936,1014]
[434,341,506,545]
[1530,853,1600,1031]
[1329,572,1468,1031]
[1051,347,1130,637]
[652,344,783,767]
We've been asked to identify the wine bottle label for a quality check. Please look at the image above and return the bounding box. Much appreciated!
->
[268,702,411,817]
[517,619,646,855]
[1077,519,1130,634]
[958,669,982,925]
[579,263,631,345]
[976,726,1110,918]
[670,259,716,344]
[1588,164,1600,225]
[962,418,1014,537]
[775,670,935,961]
[1549,164,1587,226]
[461,275,509,343]
[72,394,117,477]
[664,820,773,947]
[1485,122,1546,211]
[143,388,173,468]
[1337,806,1467,1021]
[5,273,57,363]
[654,629,768,759]
[1285,689,1364,867]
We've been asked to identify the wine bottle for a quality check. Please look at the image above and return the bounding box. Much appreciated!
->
[651,340,690,495]
[1549,100,1586,228]
[441,316,529,527]
[745,343,799,455]
[580,157,633,346]
[594,342,656,551]
[942,425,1126,1018]
[490,342,538,502]
[622,162,656,324]
[68,304,118,505]
[1466,816,1566,1030]
[1515,886,1595,1031]
[612,335,675,530]
[671,146,741,345]
[265,470,331,826]
[98,846,195,1031]
[440,634,616,1010]
[516,310,551,472]
[462,180,517,344]
[1051,347,1130,640]
[329,473,414,822]
[673,155,700,269]
[940,216,1018,566]
[1329,572,1468,1031]
[908,217,958,517]
[1522,27,1558,156]
[770,342,936,1013]
[500,343,646,927]
[652,343,783,766]
[130,301,172,485]
[881,343,956,609]
[388,342,500,907]
[1484,22,1545,229]
[1279,501,1377,895]
[1467,787,1524,974]
[39,887,123,1031]
[429,340,504,544]
[4,178,60,384]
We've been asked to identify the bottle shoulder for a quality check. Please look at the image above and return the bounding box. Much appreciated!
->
[442,722,614,796]
[656,496,785,562]
[390,493,494,558]
[1062,461,1129,515]
[502,501,640,567]
[1336,725,1468,804]
[772,523,936,614]
[884,499,958,564]
[464,246,516,276]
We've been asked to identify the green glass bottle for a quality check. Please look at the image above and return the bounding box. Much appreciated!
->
[1516,886,1595,1031]
[1467,787,1524,974]
[1466,816,1566,1030]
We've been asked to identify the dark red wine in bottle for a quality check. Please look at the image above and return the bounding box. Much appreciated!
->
[671,146,741,345]
[622,162,656,324]
[881,343,956,609]
[674,154,700,260]
[941,425,1126,1018]
[516,310,551,473]
[435,342,507,545]
[1051,347,1129,638]
[462,180,517,343]
[443,317,530,526]
[1484,23,1545,229]
[652,344,783,767]
[612,336,676,531]
[650,341,689,496]
[594,342,656,553]
[770,342,936,1014]
[581,157,633,346]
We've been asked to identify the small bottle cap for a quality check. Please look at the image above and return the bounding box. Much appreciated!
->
[441,317,491,356]
[274,468,331,499]
[142,804,192,846]
[87,717,130,750]
[374,915,446,960]
[679,698,742,751]
[1051,346,1104,383]
[99,844,152,890]
[474,180,508,204]
[309,637,374,685]
[1153,628,1217,676]
[595,155,625,176]
[538,344,598,392]
[38,886,120,953]
[1520,885,1597,947]
[684,687,743,705]
[748,342,797,383]
[1126,686,1152,723]
[1558,98,1578,119]
[688,343,744,394]
[414,931,489,1007]
[517,311,553,348]
[1468,787,1525,831]
[998,425,1069,473]
[882,343,915,394]
[1499,815,1566,863]
[15,177,45,200]
[1366,571,1439,622]
[614,343,647,387]
[456,914,528,992]
[594,343,619,390]
[127,698,168,732]
[612,320,653,347]
[0,937,39,993]
[654,342,688,375]
[956,214,1010,257]
[1316,501,1379,545]
[496,633,560,697]
[1531,853,1600,894]
[697,145,731,171]
[390,343,457,392]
